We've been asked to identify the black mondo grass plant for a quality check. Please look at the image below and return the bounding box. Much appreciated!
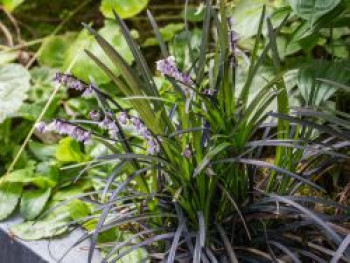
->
[34,2,350,262]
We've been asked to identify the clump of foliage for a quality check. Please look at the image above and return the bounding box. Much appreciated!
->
[32,1,350,262]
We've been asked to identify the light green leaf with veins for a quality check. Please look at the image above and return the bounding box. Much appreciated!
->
[288,0,341,25]
[0,64,31,123]
[20,187,51,220]
[0,182,22,221]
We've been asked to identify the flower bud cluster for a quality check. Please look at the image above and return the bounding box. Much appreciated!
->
[36,119,91,144]
[89,111,161,155]
[54,72,94,97]
[156,56,193,86]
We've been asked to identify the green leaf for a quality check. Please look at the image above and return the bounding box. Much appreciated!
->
[0,64,31,123]
[0,0,25,11]
[181,4,205,22]
[169,29,202,69]
[38,33,77,68]
[66,199,91,221]
[55,137,87,163]
[6,166,58,188]
[0,182,22,221]
[193,143,231,177]
[11,205,70,240]
[231,0,271,38]
[143,23,184,47]
[288,0,341,25]
[297,60,350,105]
[20,188,51,220]
[100,0,149,19]
[52,180,92,201]
[28,141,57,161]
[64,21,135,84]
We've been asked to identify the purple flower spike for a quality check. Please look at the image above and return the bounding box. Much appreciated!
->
[156,56,193,86]
[36,119,91,144]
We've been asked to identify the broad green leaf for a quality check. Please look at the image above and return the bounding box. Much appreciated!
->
[66,199,91,221]
[230,0,272,38]
[20,187,51,220]
[0,0,25,11]
[52,180,92,201]
[288,0,341,25]
[169,28,202,69]
[297,60,350,105]
[181,4,205,22]
[100,0,149,19]
[0,64,30,123]
[29,67,62,102]
[38,33,77,68]
[6,166,58,188]
[143,23,184,47]
[11,205,70,240]
[325,40,349,58]
[64,21,135,84]
[55,137,87,163]
[28,141,57,161]
[0,182,22,221]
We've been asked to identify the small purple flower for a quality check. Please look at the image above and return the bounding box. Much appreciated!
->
[71,80,84,91]
[118,112,128,125]
[202,89,214,96]
[71,128,91,143]
[97,112,120,139]
[139,127,151,140]
[89,110,101,121]
[107,121,118,132]
[183,145,192,159]
[156,56,193,86]
[99,117,111,129]
[82,84,94,97]
[147,138,160,155]
[35,122,47,133]
[131,117,144,131]
[108,129,118,139]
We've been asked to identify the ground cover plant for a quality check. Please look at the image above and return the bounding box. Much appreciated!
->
[0,0,350,262]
